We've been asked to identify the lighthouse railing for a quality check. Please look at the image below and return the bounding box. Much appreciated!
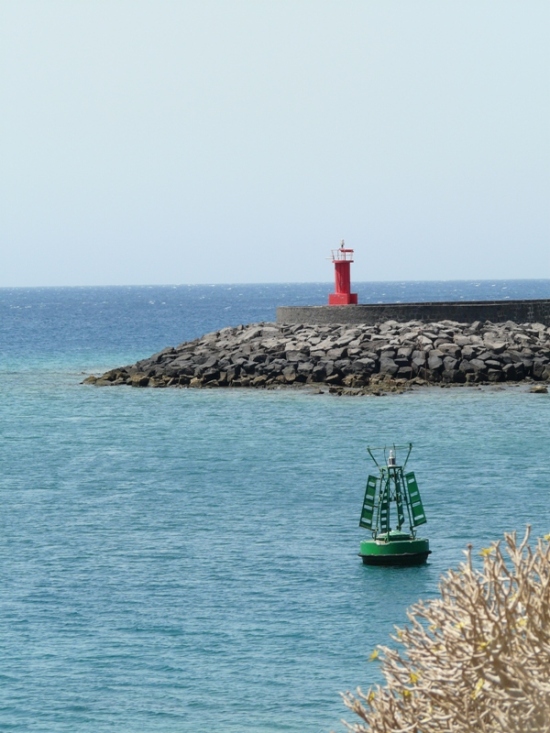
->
[331,249,354,262]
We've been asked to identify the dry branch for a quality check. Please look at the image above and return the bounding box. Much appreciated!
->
[342,528,550,733]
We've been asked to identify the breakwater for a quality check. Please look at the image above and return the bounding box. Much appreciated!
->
[276,299,550,326]
[85,318,550,393]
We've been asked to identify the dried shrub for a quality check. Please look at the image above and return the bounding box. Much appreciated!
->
[342,528,550,733]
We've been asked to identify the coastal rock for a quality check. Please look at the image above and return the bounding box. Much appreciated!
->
[84,319,550,393]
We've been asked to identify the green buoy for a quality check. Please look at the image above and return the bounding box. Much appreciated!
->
[359,444,431,566]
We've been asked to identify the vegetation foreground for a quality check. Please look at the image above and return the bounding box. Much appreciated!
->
[343,528,550,733]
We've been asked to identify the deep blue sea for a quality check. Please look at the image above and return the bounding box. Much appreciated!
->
[1,280,550,733]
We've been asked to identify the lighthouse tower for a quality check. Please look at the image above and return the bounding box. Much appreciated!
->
[328,240,358,305]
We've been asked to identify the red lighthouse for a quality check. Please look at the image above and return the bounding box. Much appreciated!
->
[328,240,358,305]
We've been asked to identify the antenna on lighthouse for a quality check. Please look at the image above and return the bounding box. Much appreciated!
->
[328,241,358,305]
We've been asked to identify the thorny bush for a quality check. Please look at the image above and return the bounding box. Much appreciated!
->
[343,528,550,733]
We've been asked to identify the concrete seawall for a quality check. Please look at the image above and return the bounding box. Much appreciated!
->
[277,299,550,326]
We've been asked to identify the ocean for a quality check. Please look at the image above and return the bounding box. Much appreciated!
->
[1,280,550,733]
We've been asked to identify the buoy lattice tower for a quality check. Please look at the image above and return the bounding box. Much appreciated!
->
[358,443,431,566]
[328,240,358,305]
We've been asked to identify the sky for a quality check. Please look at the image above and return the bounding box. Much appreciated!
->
[1,1,548,287]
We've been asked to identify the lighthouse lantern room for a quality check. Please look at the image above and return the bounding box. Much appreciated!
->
[328,240,358,305]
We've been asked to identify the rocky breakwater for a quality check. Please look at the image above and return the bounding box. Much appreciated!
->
[85,319,550,393]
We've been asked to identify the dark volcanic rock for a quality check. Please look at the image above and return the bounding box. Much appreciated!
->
[84,318,550,392]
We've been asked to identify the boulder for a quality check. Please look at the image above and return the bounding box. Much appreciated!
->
[130,374,149,387]
[427,354,443,373]
[438,343,461,359]
[379,358,399,376]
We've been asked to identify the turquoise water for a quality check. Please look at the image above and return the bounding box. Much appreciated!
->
[1,283,550,732]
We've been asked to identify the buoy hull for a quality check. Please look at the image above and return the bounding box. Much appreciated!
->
[359,535,430,566]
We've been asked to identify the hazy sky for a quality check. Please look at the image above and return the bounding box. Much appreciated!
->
[1,1,548,286]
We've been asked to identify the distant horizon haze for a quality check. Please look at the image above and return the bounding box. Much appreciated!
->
[2,277,550,296]
[1,1,548,287]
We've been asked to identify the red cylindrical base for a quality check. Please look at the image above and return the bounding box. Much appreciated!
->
[329,292,358,305]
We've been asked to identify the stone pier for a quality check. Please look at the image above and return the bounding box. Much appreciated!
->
[276,299,550,327]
